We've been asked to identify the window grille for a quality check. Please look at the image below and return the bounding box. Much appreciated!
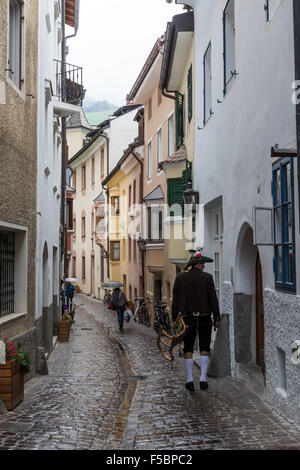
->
[0,231,15,316]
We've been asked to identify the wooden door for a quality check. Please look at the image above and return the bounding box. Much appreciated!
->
[256,254,265,377]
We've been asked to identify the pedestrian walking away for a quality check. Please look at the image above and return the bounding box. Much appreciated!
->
[172,252,221,392]
[65,282,75,309]
[111,287,128,331]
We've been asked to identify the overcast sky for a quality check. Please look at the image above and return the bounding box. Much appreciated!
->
[66,0,184,107]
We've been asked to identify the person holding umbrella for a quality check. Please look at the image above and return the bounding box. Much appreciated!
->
[64,277,78,311]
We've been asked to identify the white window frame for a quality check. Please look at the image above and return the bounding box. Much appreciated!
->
[0,221,28,319]
[157,126,163,170]
[168,113,175,157]
[7,0,25,93]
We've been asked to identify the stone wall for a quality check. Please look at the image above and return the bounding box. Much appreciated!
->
[264,288,300,427]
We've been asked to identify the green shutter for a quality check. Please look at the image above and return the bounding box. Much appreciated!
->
[175,92,184,148]
[187,65,193,122]
[168,178,183,216]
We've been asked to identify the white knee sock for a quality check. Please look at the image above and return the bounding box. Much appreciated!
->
[184,358,194,383]
[200,355,209,382]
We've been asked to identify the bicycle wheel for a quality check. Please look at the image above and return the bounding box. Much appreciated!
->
[103,293,111,306]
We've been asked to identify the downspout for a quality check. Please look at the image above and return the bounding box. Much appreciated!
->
[293,0,300,233]
[129,143,145,297]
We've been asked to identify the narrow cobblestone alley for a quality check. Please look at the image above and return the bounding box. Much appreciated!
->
[0,295,299,451]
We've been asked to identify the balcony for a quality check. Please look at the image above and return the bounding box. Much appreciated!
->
[53,60,85,117]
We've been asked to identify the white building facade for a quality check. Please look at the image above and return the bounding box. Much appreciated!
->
[174,0,300,425]
[67,105,141,300]
[36,0,82,358]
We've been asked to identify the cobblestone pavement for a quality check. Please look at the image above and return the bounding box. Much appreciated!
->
[0,294,300,450]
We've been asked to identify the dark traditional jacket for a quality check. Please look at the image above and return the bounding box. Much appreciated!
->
[172,268,220,323]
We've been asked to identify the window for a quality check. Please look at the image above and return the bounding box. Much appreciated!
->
[133,180,136,204]
[223,0,236,95]
[272,158,296,292]
[111,196,120,215]
[0,231,15,316]
[265,0,283,22]
[81,217,86,238]
[129,185,132,209]
[175,93,184,148]
[148,141,152,180]
[82,165,86,190]
[168,114,175,157]
[146,206,164,241]
[110,241,120,261]
[157,87,162,106]
[8,0,25,91]
[82,256,86,279]
[72,257,76,278]
[96,206,105,231]
[204,42,212,125]
[187,65,193,122]
[157,128,163,166]
[148,97,152,121]
[91,157,95,185]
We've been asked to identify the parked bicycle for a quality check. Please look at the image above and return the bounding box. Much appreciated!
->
[134,297,150,327]
[103,288,113,307]
[153,301,172,335]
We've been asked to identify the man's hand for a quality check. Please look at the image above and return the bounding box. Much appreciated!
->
[214,320,221,329]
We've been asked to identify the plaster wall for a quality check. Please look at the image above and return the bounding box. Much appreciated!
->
[189,0,300,423]
[0,0,38,344]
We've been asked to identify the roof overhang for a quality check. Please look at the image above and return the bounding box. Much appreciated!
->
[160,12,194,93]
[127,36,165,104]
[65,0,80,30]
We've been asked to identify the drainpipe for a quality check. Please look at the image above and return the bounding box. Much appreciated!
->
[129,143,145,297]
[293,0,300,233]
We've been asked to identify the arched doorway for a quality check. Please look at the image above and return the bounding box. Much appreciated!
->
[234,223,265,378]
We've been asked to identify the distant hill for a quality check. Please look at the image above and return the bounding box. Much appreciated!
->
[83,97,119,126]
[85,109,118,127]
[83,96,119,113]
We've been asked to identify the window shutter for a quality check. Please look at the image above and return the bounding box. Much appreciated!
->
[168,178,183,216]
[175,92,184,148]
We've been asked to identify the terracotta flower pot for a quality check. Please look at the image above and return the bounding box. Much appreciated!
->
[0,360,24,411]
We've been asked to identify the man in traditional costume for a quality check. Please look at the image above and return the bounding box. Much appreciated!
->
[172,252,221,391]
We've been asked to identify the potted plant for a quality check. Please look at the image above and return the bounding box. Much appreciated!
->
[58,313,74,342]
[0,337,31,411]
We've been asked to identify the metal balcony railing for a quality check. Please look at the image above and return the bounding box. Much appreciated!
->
[54,59,85,106]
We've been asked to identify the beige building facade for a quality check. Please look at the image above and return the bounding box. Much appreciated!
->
[127,38,178,323]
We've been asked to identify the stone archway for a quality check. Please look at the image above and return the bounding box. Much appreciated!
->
[233,223,258,365]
